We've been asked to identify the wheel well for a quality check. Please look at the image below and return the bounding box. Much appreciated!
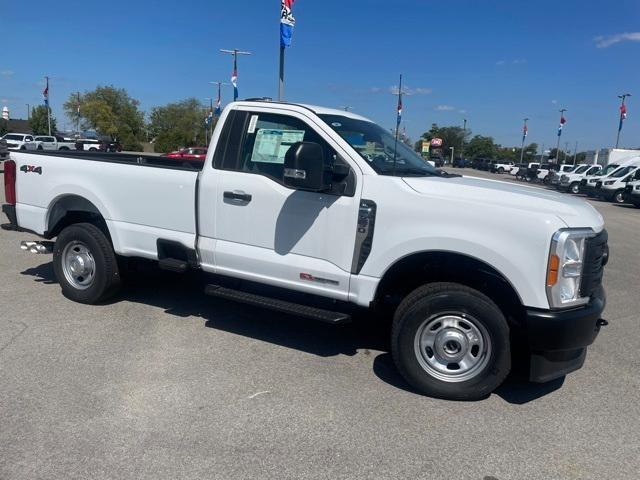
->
[46,195,111,241]
[374,251,525,327]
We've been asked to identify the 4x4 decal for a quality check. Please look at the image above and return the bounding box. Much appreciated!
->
[20,165,42,175]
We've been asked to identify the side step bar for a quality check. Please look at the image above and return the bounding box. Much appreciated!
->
[158,258,189,273]
[204,285,351,324]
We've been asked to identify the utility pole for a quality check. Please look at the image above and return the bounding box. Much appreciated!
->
[44,76,51,136]
[555,108,566,164]
[461,118,467,160]
[615,93,631,148]
[564,141,569,164]
[204,98,213,144]
[540,144,545,163]
[220,49,252,101]
[26,104,30,120]
[572,141,578,164]
[520,118,529,164]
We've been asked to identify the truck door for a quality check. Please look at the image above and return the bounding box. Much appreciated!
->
[198,108,361,301]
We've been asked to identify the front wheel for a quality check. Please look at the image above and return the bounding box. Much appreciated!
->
[570,182,580,194]
[391,283,511,400]
[498,167,504,174]
[53,223,121,304]
[613,190,626,204]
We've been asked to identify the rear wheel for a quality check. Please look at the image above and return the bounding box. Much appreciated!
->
[391,282,511,400]
[498,167,504,174]
[570,182,580,194]
[613,190,625,204]
[53,223,121,304]
[89,147,97,151]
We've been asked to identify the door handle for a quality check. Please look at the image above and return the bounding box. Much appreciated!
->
[223,191,252,202]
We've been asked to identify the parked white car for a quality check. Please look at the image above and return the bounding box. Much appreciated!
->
[558,164,602,194]
[1,133,38,151]
[491,161,514,174]
[3,100,609,400]
[623,179,640,207]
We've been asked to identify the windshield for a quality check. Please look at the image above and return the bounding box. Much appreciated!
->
[586,166,600,175]
[574,165,589,174]
[319,114,438,176]
[609,166,636,178]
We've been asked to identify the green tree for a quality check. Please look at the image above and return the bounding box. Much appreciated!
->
[148,98,210,153]
[0,119,8,136]
[64,86,144,150]
[465,135,497,159]
[29,105,57,135]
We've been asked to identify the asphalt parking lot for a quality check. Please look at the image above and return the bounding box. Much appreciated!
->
[1,167,638,480]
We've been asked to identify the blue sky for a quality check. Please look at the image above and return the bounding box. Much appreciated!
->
[2,0,639,152]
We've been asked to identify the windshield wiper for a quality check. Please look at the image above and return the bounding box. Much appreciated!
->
[390,167,438,177]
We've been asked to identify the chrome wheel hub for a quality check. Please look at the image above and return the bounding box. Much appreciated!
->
[62,241,95,290]
[414,313,491,383]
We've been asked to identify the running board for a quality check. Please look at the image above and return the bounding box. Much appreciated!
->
[204,285,351,324]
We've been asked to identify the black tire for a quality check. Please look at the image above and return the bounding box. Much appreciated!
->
[89,147,97,151]
[570,182,580,194]
[37,145,43,150]
[613,190,625,204]
[498,167,504,174]
[20,145,26,150]
[53,223,121,304]
[391,282,511,400]
[633,202,640,209]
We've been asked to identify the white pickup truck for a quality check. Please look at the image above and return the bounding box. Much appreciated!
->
[2,100,609,400]
[33,135,77,151]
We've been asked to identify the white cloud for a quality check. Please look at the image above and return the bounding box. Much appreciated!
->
[496,60,506,66]
[389,85,432,96]
[0,69,14,78]
[458,109,467,114]
[370,87,381,93]
[435,105,455,111]
[512,59,527,65]
[551,99,558,104]
[595,32,640,48]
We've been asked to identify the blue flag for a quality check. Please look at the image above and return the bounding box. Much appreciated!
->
[280,0,296,48]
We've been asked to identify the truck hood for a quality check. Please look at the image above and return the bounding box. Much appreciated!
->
[403,175,604,229]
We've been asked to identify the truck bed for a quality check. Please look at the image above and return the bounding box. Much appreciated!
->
[10,150,202,260]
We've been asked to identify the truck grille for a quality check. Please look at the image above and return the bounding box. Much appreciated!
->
[580,229,608,298]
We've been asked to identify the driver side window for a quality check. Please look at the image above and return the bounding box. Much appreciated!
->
[239,112,335,184]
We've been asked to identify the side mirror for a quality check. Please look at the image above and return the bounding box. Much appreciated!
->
[283,142,331,192]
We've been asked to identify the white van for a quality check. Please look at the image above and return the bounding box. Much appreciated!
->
[558,164,602,194]
[593,157,640,203]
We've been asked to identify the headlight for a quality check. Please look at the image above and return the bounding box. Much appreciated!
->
[604,180,615,185]
[546,229,594,308]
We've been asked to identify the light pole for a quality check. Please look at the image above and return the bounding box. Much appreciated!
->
[209,81,230,117]
[520,117,529,164]
[449,146,455,164]
[555,108,566,164]
[564,141,569,164]
[26,104,30,120]
[572,141,578,165]
[220,49,252,101]
[615,93,631,148]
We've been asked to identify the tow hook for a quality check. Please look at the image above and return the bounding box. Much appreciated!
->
[596,319,609,328]
[20,240,54,254]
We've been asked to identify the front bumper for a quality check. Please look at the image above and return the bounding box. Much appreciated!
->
[525,286,606,383]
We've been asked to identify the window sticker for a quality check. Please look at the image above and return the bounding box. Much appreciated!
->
[247,115,259,134]
[251,128,305,164]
